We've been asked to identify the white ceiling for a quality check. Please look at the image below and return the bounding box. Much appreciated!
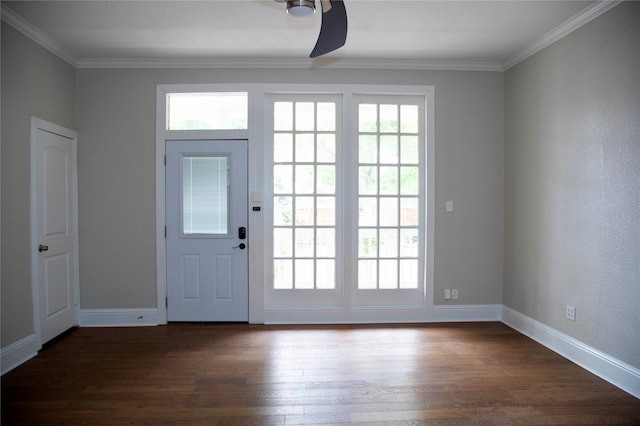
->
[2,0,616,70]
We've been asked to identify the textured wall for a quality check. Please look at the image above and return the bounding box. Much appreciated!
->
[75,68,504,310]
[1,24,76,347]
[504,2,640,367]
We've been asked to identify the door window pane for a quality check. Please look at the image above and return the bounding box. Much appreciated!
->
[182,156,228,235]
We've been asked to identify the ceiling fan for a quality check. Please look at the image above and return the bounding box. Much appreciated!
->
[276,0,348,58]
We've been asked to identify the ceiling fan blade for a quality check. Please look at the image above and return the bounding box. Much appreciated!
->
[310,0,347,58]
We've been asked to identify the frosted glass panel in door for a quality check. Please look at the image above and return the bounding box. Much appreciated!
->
[182,156,228,235]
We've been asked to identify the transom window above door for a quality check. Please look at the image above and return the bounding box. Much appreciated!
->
[166,92,248,130]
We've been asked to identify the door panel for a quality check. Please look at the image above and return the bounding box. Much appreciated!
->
[34,122,78,344]
[166,140,248,321]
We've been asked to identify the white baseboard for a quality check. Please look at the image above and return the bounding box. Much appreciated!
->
[1,334,39,375]
[501,306,640,399]
[79,309,160,327]
[263,304,502,324]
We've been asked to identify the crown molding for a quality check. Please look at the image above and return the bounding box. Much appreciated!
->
[1,3,78,67]
[76,57,503,72]
[2,1,622,73]
[502,0,622,70]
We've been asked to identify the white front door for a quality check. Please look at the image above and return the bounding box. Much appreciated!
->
[32,118,79,344]
[166,140,248,321]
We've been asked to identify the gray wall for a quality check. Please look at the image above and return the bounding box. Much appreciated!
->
[504,2,640,368]
[1,24,76,347]
[76,68,504,309]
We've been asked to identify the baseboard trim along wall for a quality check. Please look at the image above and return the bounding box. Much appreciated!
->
[263,304,502,324]
[501,305,640,399]
[79,309,160,327]
[1,334,39,375]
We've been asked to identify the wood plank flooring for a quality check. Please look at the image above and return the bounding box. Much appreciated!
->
[2,322,639,425]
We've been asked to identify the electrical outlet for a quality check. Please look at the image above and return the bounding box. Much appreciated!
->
[451,289,459,300]
[566,305,576,321]
[446,201,454,212]
[444,289,451,300]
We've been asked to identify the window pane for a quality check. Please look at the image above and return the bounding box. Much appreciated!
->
[295,196,314,226]
[182,156,228,235]
[400,197,419,226]
[295,102,315,131]
[274,133,293,163]
[358,260,377,289]
[316,165,335,194]
[379,229,398,258]
[317,228,335,257]
[401,136,419,164]
[379,197,398,227]
[359,135,377,163]
[358,197,377,227]
[359,104,377,132]
[295,165,314,194]
[274,259,293,289]
[399,259,418,289]
[295,260,314,288]
[379,104,398,133]
[274,102,293,131]
[167,92,247,130]
[379,135,398,164]
[295,228,314,257]
[379,260,398,289]
[317,103,336,131]
[316,260,335,289]
[400,105,419,134]
[273,165,292,194]
[295,134,315,162]
[274,196,293,226]
[316,197,335,226]
[359,228,378,258]
[317,134,336,163]
[359,166,377,195]
[400,167,419,195]
[379,166,398,195]
[274,228,293,257]
[400,228,418,257]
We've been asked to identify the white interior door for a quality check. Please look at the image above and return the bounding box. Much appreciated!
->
[166,140,248,321]
[32,118,79,344]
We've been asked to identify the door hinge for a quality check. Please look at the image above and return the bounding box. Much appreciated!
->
[165,297,168,308]
[164,226,167,238]
[164,155,166,166]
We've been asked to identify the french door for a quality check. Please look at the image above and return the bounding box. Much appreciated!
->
[266,94,426,313]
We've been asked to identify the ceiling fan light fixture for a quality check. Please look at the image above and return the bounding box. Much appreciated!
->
[286,0,315,18]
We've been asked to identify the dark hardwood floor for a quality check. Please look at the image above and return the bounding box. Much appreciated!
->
[2,322,639,425]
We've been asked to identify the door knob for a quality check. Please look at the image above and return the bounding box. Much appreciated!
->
[38,244,49,252]
[232,243,246,250]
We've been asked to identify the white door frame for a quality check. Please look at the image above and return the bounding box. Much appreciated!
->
[155,84,265,325]
[30,117,80,348]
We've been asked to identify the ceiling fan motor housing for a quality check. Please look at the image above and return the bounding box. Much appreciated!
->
[286,0,316,18]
